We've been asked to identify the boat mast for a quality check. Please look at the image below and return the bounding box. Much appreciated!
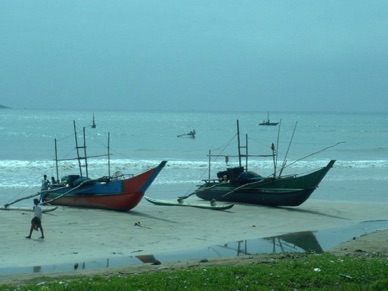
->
[91,113,96,128]
[54,138,59,182]
[237,120,242,167]
[236,120,249,170]
[83,126,89,177]
[73,121,89,177]
[274,119,282,177]
[208,149,211,180]
[236,120,252,170]
[108,132,111,177]
[73,121,82,176]
[244,133,248,171]
[271,143,276,178]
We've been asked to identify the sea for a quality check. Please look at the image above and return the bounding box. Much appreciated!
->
[0,109,387,208]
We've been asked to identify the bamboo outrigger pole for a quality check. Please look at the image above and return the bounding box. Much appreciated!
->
[3,186,67,208]
[3,193,41,208]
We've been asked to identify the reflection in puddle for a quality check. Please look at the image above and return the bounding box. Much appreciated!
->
[2,220,387,276]
[209,231,323,258]
[225,231,324,256]
[136,255,157,264]
[32,266,41,273]
[24,231,324,275]
[265,231,324,254]
[25,255,160,275]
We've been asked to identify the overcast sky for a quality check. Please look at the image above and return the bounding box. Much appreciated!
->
[1,1,387,112]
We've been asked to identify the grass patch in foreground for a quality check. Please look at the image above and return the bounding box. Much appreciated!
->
[1,254,387,290]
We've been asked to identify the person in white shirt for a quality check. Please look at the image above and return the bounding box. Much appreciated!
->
[39,174,50,202]
[26,198,44,239]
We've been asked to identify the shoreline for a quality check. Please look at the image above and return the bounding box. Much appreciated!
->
[1,230,387,286]
[1,223,386,276]
[1,199,387,283]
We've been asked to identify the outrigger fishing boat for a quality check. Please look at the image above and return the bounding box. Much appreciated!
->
[4,121,167,212]
[259,112,279,126]
[177,129,196,138]
[180,120,335,207]
[91,113,96,128]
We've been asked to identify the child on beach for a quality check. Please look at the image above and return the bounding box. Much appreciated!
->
[26,198,44,239]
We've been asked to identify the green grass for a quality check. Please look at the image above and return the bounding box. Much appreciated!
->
[1,254,387,290]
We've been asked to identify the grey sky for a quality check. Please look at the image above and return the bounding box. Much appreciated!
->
[1,1,387,112]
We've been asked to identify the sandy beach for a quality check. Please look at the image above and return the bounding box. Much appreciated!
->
[1,198,387,275]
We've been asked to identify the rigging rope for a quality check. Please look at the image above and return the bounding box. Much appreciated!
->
[281,141,345,170]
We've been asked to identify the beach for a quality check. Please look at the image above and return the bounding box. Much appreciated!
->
[1,199,387,283]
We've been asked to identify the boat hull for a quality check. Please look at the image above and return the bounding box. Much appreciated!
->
[43,161,167,211]
[259,122,279,126]
[196,187,314,207]
[195,160,335,207]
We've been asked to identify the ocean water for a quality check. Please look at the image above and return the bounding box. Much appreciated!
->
[1,109,387,207]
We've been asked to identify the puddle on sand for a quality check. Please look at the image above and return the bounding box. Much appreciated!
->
[1,220,387,276]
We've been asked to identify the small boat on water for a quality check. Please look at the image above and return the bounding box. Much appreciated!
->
[259,113,279,126]
[182,120,335,207]
[38,121,166,211]
[91,113,96,128]
[177,129,196,138]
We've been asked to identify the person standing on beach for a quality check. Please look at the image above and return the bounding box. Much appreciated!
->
[26,198,44,239]
[40,174,50,202]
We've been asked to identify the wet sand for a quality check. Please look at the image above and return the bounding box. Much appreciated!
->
[0,199,387,284]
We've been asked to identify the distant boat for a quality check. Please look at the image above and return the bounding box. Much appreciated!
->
[259,113,279,126]
[91,114,96,128]
[177,129,196,138]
